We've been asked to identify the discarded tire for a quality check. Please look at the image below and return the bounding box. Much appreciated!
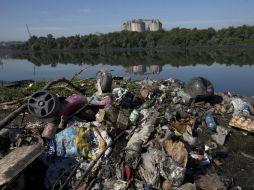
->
[27,90,60,118]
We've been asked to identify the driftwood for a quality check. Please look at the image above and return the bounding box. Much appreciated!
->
[51,85,79,94]
[0,80,34,88]
[0,96,30,107]
[0,104,28,129]
[240,152,254,160]
[70,67,88,81]
[52,163,80,190]
[0,78,85,129]
[43,78,84,93]
[0,100,22,106]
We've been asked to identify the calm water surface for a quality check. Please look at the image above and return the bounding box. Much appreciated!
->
[1,50,254,96]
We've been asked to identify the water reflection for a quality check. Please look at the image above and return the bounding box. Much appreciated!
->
[6,48,254,67]
[1,49,254,96]
[125,65,163,74]
[146,65,163,74]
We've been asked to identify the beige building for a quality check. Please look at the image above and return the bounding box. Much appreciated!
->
[122,19,162,32]
[148,20,162,31]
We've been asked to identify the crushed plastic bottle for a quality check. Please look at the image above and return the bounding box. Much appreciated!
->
[177,90,193,104]
[205,110,217,131]
[242,102,250,115]
[231,98,247,115]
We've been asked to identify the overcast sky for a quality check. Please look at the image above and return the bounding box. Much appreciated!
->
[1,0,254,41]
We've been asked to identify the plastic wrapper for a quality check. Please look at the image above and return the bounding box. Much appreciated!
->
[55,127,90,158]
[48,125,112,159]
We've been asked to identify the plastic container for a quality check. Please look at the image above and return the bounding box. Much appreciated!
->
[205,110,217,131]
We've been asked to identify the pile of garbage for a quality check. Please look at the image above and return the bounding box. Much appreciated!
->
[1,70,254,190]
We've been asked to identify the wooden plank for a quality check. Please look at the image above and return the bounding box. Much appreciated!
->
[0,144,43,186]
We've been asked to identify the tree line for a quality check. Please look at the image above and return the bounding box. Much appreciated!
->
[12,25,254,51]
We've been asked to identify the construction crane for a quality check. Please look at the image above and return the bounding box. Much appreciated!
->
[26,24,32,38]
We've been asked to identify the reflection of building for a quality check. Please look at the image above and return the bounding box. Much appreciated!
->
[122,19,162,32]
[147,65,162,74]
[125,65,162,74]
[125,65,146,73]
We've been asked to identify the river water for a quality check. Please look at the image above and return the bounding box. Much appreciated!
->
[1,49,254,96]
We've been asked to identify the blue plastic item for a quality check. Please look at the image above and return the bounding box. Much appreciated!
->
[242,102,250,115]
[205,110,216,131]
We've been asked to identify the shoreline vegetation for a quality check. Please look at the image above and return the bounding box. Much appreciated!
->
[10,25,254,51]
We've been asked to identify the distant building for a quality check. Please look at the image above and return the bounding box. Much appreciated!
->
[131,20,146,32]
[122,21,131,31]
[122,19,162,32]
[148,20,162,31]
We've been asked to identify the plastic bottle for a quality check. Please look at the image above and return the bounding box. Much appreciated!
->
[242,102,250,115]
[205,110,217,131]
[177,90,192,104]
